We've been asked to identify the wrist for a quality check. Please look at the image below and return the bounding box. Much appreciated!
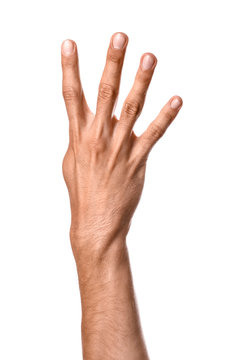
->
[69,218,130,255]
[69,209,131,246]
[70,229,129,284]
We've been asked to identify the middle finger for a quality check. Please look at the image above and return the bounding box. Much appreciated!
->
[94,32,129,131]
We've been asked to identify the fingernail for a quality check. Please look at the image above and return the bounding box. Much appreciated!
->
[62,40,74,56]
[170,97,182,109]
[141,54,155,71]
[112,33,127,49]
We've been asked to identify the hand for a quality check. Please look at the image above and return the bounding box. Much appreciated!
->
[61,32,182,256]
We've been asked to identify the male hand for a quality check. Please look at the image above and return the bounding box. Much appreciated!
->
[61,32,182,257]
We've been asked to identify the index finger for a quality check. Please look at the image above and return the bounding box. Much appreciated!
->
[94,32,129,128]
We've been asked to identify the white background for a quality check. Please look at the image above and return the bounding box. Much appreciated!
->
[0,0,240,359]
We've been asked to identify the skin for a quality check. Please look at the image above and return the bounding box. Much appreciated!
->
[61,32,182,360]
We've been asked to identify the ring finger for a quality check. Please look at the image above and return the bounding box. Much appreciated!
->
[115,52,157,141]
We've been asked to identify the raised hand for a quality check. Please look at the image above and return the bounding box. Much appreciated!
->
[61,32,183,256]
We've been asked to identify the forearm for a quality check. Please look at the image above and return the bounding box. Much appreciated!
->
[71,233,149,360]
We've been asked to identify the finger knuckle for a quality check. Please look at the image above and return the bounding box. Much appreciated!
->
[124,100,141,117]
[62,56,76,67]
[149,122,165,140]
[62,86,80,102]
[98,83,117,103]
[162,110,173,124]
[109,53,122,64]
[108,49,123,64]
[137,72,151,87]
